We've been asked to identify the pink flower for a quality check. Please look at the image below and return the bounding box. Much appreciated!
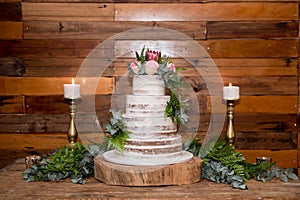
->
[146,50,159,61]
[130,62,140,74]
[167,63,176,72]
[145,60,159,75]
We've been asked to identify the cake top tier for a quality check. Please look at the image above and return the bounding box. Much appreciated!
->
[132,75,165,96]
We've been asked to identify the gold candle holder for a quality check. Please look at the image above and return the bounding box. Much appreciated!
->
[226,100,236,148]
[65,98,81,148]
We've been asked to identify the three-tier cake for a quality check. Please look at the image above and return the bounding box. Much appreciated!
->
[103,75,193,166]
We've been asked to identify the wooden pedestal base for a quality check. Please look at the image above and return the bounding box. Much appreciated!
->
[94,155,203,186]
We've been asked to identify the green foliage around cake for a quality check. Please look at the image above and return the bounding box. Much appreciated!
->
[22,142,100,184]
[203,140,275,182]
[165,90,189,126]
[185,139,298,190]
[105,109,131,152]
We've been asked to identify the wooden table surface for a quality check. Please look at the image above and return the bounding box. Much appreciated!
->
[1,159,300,200]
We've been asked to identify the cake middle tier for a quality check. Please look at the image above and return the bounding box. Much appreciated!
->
[126,95,170,117]
[123,114,177,138]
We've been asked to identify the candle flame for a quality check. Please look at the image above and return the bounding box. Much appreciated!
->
[72,78,75,85]
[229,83,232,86]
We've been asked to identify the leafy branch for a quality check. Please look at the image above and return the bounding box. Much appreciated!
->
[105,109,131,152]
[165,90,189,126]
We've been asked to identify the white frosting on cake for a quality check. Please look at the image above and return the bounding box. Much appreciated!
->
[103,75,193,166]
[124,135,182,154]
[125,95,169,117]
[133,75,165,95]
[123,115,177,138]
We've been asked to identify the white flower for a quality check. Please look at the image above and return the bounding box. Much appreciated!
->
[145,60,159,75]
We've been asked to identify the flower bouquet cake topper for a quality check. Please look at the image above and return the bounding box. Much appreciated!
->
[128,47,184,90]
[128,47,176,76]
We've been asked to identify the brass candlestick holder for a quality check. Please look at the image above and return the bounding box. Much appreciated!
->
[65,98,81,148]
[225,100,236,148]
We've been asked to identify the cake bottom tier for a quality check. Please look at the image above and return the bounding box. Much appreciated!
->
[103,150,193,166]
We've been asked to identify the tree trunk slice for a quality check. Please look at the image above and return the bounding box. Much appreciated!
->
[94,155,203,186]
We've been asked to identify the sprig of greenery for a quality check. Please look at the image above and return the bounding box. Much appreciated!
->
[165,90,189,126]
[105,109,131,152]
[183,137,202,157]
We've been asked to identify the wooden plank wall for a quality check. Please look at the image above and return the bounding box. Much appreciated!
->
[0,0,299,174]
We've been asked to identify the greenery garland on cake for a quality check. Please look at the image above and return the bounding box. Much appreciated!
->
[127,47,189,125]
[104,109,131,152]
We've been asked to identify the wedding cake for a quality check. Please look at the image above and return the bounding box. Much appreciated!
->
[103,48,193,166]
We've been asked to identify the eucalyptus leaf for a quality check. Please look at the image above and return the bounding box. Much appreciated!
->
[286,172,299,180]
[280,174,289,182]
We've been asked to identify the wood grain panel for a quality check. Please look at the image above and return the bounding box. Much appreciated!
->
[0,57,25,76]
[22,3,114,21]
[0,133,67,151]
[21,0,298,2]
[223,77,298,95]
[115,39,298,58]
[206,39,298,58]
[115,3,298,21]
[235,114,297,133]
[1,39,101,49]
[207,21,298,39]
[0,77,114,95]
[235,131,297,150]
[24,58,114,77]
[25,94,111,114]
[1,39,114,58]
[22,0,207,2]
[195,113,296,135]
[187,76,298,95]
[207,0,297,1]
[0,114,69,133]
[0,96,24,114]
[0,2,21,21]
[207,96,298,114]
[24,21,206,40]
[0,21,23,39]
[238,149,297,168]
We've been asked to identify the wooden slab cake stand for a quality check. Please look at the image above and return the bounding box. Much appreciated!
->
[94,155,203,186]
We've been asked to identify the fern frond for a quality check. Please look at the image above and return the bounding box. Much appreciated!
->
[107,130,130,152]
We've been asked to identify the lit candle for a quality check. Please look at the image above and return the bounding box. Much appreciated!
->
[223,83,239,100]
[64,78,81,99]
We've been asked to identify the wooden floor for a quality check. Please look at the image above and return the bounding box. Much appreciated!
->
[1,159,300,200]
